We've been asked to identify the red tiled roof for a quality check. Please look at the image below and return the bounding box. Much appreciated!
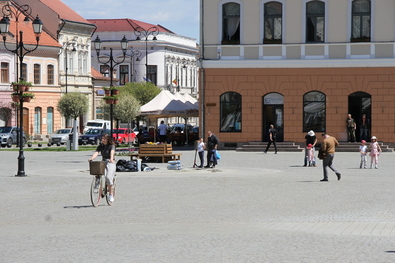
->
[6,17,60,47]
[88,18,175,34]
[40,0,91,24]
[91,67,110,81]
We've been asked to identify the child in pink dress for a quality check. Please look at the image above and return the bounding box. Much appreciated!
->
[306,143,315,167]
[369,136,382,169]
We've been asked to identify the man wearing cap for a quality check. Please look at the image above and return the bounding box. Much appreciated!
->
[346,114,357,142]
[304,130,317,167]
[320,133,341,181]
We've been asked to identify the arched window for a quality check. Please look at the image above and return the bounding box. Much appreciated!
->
[47,107,54,134]
[264,2,282,44]
[21,63,27,82]
[47,65,54,85]
[222,2,240,44]
[1,62,9,83]
[306,1,325,42]
[351,0,370,42]
[220,92,242,132]
[34,107,42,134]
[303,91,326,132]
[34,64,41,84]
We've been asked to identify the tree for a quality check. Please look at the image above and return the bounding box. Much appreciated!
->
[123,81,161,105]
[57,93,88,150]
[113,94,140,123]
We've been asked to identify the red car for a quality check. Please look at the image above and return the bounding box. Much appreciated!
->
[112,128,136,144]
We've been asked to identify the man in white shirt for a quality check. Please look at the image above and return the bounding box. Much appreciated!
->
[158,121,168,143]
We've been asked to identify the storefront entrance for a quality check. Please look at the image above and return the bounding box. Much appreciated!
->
[348,92,371,142]
[262,93,284,142]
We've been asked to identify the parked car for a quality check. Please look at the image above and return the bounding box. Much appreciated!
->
[170,124,193,133]
[83,119,111,133]
[112,128,136,144]
[48,128,75,145]
[78,129,110,145]
[0,126,27,147]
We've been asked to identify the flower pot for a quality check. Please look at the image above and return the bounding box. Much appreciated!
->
[111,89,120,95]
[13,84,29,92]
[104,89,111,96]
[113,99,119,104]
[12,95,20,102]
[22,97,32,102]
[105,98,114,104]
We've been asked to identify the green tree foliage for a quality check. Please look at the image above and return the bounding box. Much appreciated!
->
[113,94,140,123]
[57,92,88,120]
[123,82,161,105]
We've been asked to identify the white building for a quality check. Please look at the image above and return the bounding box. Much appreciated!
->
[88,19,199,95]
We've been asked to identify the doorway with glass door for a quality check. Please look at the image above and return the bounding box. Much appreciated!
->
[262,93,284,142]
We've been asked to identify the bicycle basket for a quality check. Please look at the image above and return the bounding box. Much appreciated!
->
[89,161,106,175]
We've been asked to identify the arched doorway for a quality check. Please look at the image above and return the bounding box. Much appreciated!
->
[22,108,29,135]
[349,92,371,142]
[262,93,284,142]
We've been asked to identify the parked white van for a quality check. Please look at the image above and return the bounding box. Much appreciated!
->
[84,120,111,132]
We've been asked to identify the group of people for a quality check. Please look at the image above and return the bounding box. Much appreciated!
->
[304,130,382,182]
[196,131,219,168]
[346,113,370,143]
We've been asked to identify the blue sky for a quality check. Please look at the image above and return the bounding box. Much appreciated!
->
[61,0,200,41]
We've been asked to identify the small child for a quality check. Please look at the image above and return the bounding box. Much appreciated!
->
[306,143,315,166]
[369,136,382,169]
[197,137,205,168]
[359,140,368,169]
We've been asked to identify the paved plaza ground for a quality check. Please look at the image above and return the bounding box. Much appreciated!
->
[1,147,395,262]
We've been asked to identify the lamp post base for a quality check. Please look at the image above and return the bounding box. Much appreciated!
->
[15,151,26,177]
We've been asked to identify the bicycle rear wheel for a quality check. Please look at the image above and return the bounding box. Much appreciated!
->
[106,175,116,205]
[90,176,102,207]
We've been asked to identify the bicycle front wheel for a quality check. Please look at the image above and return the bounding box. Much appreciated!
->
[106,175,116,206]
[90,176,102,207]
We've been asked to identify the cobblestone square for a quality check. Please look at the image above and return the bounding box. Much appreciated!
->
[1,148,394,262]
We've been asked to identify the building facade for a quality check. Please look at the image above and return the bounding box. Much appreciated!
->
[200,0,395,145]
[0,0,61,139]
[88,18,199,126]
[14,0,96,132]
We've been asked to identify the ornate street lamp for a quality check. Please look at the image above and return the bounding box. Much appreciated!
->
[0,3,43,177]
[93,35,128,138]
[130,48,141,82]
[134,26,158,82]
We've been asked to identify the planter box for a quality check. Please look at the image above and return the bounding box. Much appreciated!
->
[140,144,172,154]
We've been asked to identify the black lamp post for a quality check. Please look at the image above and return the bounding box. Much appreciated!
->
[64,41,76,93]
[130,48,141,82]
[0,3,43,177]
[134,26,158,81]
[93,35,128,139]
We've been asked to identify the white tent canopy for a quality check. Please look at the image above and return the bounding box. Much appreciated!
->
[182,92,198,106]
[140,90,198,118]
[174,92,198,111]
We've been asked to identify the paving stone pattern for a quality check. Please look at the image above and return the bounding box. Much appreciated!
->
[1,148,395,262]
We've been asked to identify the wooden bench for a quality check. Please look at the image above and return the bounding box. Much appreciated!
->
[129,144,182,163]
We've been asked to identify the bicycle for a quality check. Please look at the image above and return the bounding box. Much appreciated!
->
[89,161,116,207]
